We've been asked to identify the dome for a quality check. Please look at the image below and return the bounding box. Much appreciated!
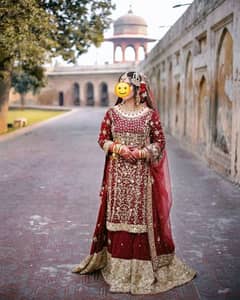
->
[114,8,148,36]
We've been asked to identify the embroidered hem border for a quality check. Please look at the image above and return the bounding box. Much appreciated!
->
[106,221,147,233]
[72,248,196,294]
[101,250,197,294]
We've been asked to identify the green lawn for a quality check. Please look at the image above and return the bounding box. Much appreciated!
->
[6,108,69,134]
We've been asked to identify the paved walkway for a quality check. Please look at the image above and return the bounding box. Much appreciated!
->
[0,107,239,300]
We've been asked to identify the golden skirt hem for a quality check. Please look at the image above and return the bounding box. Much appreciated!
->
[101,251,197,294]
[71,248,107,274]
[72,248,197,294]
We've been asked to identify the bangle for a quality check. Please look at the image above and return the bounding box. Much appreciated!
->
[112,143,123,155]
[140,148,148,159]
[113,143,121,154]
[103,141,114,154]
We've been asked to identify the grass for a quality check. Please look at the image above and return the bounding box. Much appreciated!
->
[6,108,69,134]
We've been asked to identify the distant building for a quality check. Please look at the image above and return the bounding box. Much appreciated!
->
[105,7,156,64]
[9,8,156,107]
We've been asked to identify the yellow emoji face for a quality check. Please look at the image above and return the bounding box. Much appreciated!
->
[114,82,131,98]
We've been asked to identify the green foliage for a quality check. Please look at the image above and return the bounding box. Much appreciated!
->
[0,0,115,114]
[0,0,115,70]
[12,66,46,95]
[0,0,57,72]
[40,0,115,62]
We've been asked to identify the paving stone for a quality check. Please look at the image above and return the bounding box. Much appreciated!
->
[0,107,239,300]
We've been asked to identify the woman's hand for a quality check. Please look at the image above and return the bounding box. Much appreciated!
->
[130,147,150,161]
[130,148,141,160]
[119,145,137,164]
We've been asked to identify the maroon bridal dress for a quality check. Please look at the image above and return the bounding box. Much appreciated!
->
[72,104,196,294]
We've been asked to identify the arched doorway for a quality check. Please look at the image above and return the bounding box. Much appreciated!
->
[198,76,207,144]
[175,82,181,129]
[167,61,173,132]
[214,28,233,154]
[184,51,193,137]
[86,82,94,106]
[100,82,109,106]
[59,91,64,106]
[157,69,161,113]
[73,83,80,106]
[162,86,166,125]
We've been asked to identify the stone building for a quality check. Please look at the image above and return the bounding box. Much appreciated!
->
[18,8,155,107]
[138,0,240,184]
[36,63,135,107]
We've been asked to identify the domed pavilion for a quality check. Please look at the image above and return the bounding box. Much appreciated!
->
[105,7,156,63]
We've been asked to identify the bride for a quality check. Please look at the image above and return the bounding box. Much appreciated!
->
[72,71,196,294]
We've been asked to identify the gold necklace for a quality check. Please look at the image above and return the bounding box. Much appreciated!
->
[116,103,148,118]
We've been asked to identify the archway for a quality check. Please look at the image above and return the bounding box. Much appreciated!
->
[184,51,193,137]
[175,82,181,129]
[214,28,233,154]
[100,82,109,106]
[125,45,135,61]
[167,61,173,131]
[162,86,166,125]
[59,91,64,106]
[73,83,80,106]
[86,82,94,106]
[115,45,123,62]
[138,46,145,61]
[198,76,207,144]
[157,69,161,113]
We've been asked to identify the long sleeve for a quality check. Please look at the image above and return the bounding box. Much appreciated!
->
[97,109,113,153]
[146,110,166,162]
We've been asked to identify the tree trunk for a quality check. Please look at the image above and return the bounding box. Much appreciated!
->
[20,93,25,110]
[0,73,11,134]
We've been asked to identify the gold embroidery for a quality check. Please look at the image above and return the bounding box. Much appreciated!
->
[146,174,158,272]
[101,251,197,294]
[156,253,174,267]
[106,221,147,233]
[71,248,107,274]
[72,250,196,294]
[103,140,113,154]
[114,104,150,119]
[107,157,149,232]
[146,143,162,162]
[113,132,147,147]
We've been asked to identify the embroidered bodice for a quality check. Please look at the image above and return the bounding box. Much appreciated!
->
[97,104,166,233]
[98,104,165,157]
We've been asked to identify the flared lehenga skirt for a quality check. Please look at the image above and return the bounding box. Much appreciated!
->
[101,230,196,294]
[72,157,196,294]
[72,228,197,295]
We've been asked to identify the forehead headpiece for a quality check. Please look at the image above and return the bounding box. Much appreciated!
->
[120,71,142,87]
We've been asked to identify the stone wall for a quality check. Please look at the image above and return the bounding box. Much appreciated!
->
[138,0,240,184]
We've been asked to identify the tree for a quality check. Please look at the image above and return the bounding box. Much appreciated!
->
[0,0,115,133]
[12,66,46,109]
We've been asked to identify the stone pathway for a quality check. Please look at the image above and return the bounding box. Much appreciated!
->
[0,107,239,300]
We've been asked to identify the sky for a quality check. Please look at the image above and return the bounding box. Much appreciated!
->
[57,0,192,66]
